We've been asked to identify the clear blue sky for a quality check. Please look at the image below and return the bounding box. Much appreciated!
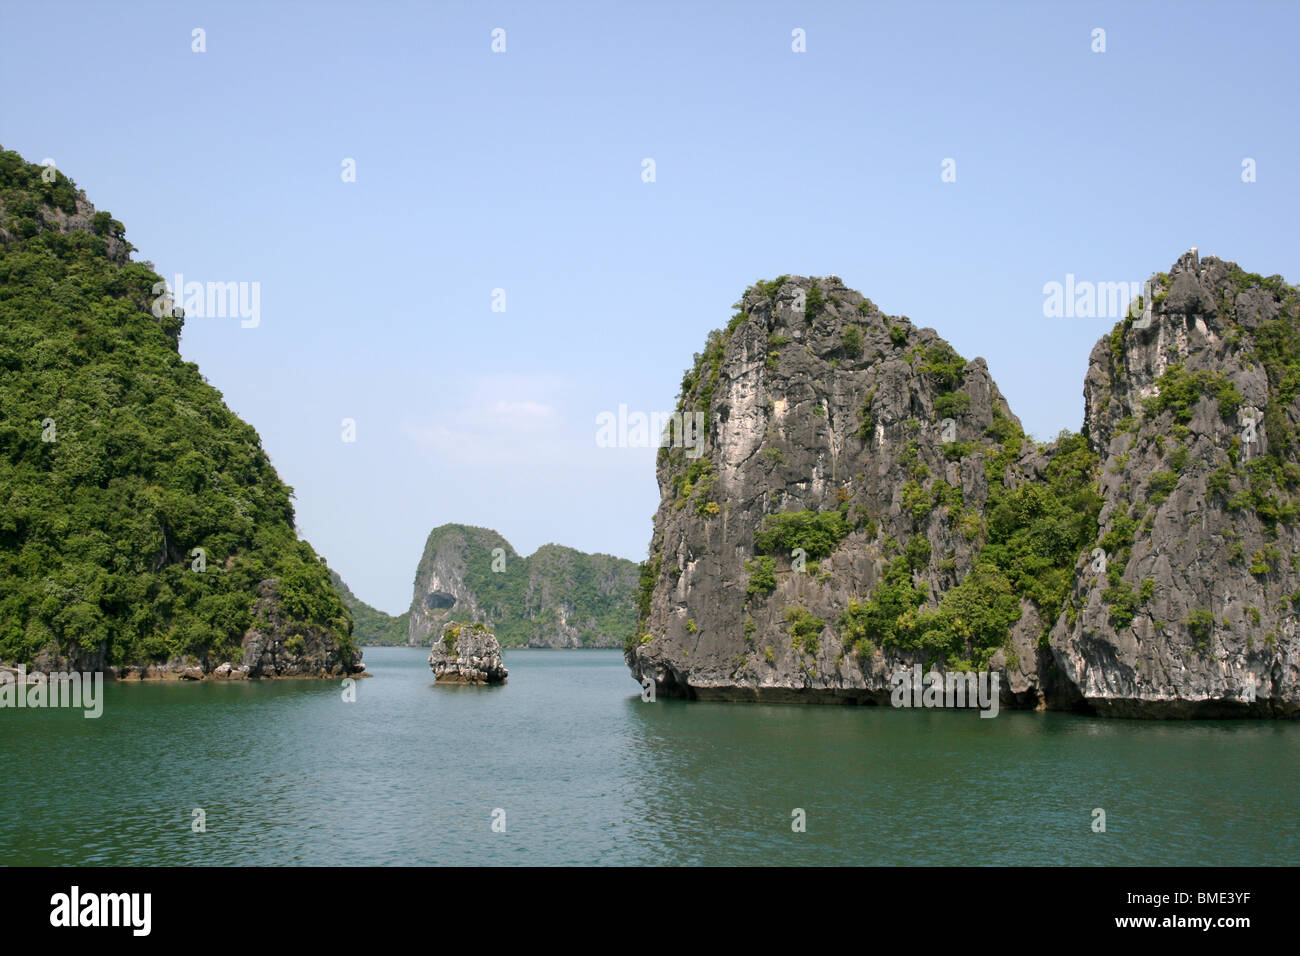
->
[3,0,1297,613]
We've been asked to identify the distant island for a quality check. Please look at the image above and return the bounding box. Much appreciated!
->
[333,525,639,648]
[397,523,638,649]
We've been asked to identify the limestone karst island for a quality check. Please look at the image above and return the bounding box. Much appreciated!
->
[1,0,1297,886]
[627,263,1300,718]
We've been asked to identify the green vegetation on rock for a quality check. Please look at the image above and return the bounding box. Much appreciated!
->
[412,524,637,649]
[1142,364,1242,424]
[745,555,777,596]
[785,605,824,655]
[844,427,1100,666]
[803,280,826,322]
[753,510,850,559]
[0,149,354,670]
[918,342,966,391]
[841,325,864,358]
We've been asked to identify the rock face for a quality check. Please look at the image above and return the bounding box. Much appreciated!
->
[239,578,365,678]
[408,524,638,648]
[428,621,508,684]
[626,260,1300,717]
[1058,251,1300,716]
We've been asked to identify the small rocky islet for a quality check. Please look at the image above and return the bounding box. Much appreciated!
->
[428,622,508,685]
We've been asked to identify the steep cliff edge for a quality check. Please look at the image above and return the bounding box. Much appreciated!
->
[626,259,1299,716]
[408,524,638,647]
[1058,251,1300,715]
[0,148,361,679]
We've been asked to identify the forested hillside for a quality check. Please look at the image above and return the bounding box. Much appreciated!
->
[0,148,358,675]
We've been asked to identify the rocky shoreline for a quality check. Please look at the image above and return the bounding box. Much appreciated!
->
[1,660,368,682]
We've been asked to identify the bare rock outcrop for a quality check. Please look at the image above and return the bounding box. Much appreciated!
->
[627,259,1300,717]
[1058,251,1300,716]
[428,621,508,684]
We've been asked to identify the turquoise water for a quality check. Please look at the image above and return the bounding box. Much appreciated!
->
[1,646,1296,865]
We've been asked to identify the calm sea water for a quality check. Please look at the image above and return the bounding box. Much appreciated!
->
[2,646,1296,866]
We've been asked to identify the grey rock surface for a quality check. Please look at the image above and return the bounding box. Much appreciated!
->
[1060,251,1298,716]
[627,260,1300,717]
[428,621,508,684]
[239,578,365,678]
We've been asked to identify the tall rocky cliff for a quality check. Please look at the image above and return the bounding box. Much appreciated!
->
[626,257,1300,716]
[0,148,361,679]
[1059,251,1300,715]
[408,524,638,648]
